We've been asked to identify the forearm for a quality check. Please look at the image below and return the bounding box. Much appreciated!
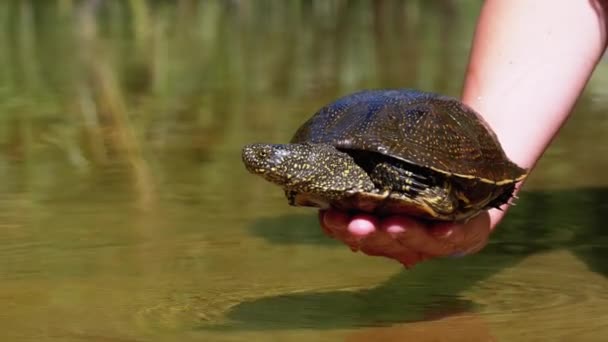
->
[461,0,607,227]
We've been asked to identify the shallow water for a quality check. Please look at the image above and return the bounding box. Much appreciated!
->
[1,1,608,341]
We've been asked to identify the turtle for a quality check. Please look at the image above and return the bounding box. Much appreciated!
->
[242,89,527,222]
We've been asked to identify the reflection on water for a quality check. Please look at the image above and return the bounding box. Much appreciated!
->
[213,188,608,332]
[0,1,607,341]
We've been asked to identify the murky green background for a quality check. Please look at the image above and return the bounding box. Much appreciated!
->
[1,1,608,341]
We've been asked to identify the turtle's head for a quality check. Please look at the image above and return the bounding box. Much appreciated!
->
[242,143,375,194]
[242,143,307,186]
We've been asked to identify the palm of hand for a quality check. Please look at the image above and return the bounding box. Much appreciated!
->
[319,209,493,268]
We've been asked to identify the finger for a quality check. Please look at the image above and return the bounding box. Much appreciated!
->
[429,222,466,246]
[318,210,334,238]
[336,214,378,251]
[347,214,379,237]
[397,252,426,269]
[357,232,423,268]
[335,215,422,266]
[383,223,428,267]
[321,208,350,230]
[382,216,457,257]
[457,213,491,255]
[431,212,491,257]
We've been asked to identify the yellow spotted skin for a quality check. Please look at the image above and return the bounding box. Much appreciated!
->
[242,89,528,221]
[242,143,375,201]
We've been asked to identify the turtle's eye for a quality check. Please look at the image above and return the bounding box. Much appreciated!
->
[257,149,270,159]
[242,144,277,170]
[250,145,276,161]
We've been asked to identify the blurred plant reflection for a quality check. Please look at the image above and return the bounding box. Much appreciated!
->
[0,1,607,341]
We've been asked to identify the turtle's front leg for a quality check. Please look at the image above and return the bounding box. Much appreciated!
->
[369,163,429,194]
[370,162,458,215]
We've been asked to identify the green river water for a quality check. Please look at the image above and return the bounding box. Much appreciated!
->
[1,1,608,341]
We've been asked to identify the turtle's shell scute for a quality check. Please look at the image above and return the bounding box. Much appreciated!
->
[291,89,525,182]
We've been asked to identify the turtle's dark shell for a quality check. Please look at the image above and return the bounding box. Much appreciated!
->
[292,89,526,184]
[242,89,527,221]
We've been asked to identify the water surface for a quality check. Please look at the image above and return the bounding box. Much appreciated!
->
[1,1,608,341]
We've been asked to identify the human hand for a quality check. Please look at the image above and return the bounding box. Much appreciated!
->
[319,208,494,268]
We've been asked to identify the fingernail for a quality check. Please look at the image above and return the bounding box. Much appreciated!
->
[439,229,453,238]
[385,224,406,235]
[431,225,453,238]
[348,217,377,236]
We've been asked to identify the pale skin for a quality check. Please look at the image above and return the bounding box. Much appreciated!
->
[320,0,608,267]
